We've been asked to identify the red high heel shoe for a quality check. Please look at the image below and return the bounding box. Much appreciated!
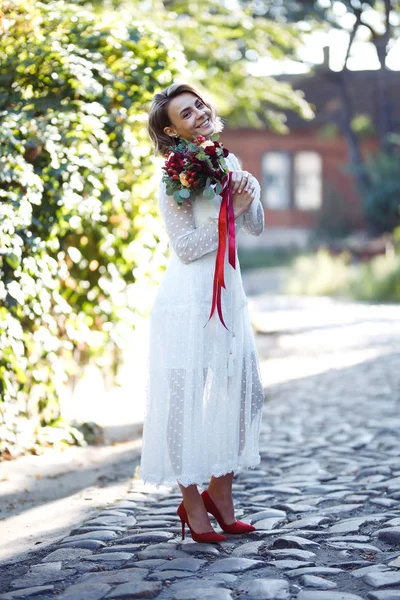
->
[177,501,227,543]
[201,490,256,534]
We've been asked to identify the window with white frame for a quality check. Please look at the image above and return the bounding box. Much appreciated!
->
[294,152,322,210]
[261,150,322,210]
[261,152,291,210]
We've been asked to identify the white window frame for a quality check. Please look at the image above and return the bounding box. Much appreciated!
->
[294,151,323,211]
[261,150,323,211]
[261,151,291,210]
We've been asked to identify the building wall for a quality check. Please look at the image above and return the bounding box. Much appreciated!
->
[221,128,369,235]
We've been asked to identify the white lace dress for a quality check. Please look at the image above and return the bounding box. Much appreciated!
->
[140,153,265,487]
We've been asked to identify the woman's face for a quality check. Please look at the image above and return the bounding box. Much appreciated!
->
[163,92,214,142]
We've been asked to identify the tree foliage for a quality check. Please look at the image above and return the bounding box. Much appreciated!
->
[0,0,179,457]
[359,139,400,234]
[243,0,400,233]
[88,0,314,130]
[0,0,316,457]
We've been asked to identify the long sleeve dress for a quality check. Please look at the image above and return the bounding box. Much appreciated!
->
[139,152,265,488]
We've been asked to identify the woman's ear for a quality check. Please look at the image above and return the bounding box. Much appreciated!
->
[164,126,177,138]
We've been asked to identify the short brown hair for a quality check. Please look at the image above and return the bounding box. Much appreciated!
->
[147,82,223,156]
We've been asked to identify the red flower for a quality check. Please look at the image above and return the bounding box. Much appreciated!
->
[166,153,185,171]
[204,145,217,157]
[161,135,230,207]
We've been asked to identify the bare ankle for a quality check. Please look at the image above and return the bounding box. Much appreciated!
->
[207,487,232,502]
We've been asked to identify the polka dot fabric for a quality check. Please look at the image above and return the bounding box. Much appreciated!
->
[140,153,265,487]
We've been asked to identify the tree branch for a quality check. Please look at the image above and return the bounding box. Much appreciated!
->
[382,0,392,62]
[343,10,361,70]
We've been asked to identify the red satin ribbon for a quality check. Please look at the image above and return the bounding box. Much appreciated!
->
[206,171,236,330]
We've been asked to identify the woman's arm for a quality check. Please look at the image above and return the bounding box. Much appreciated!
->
[242,175,264,236]
[229,153,264,236]
[158,181,220,264]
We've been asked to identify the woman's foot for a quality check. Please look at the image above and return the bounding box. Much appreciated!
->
[177,502,226,542]
[177,482,215,535]
[184,500,215,534]
[201,489,256,534]
[206,472,236,524]
[204,487,235,525]
[203,473,256,534]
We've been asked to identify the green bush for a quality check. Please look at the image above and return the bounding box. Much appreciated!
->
[284,232,400,303]
[0,0,181,457]
[348,247,400,302]
[360,151,400,234]
[284,249,357,297]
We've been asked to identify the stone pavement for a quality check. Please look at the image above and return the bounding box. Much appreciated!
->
[1,296,400,600]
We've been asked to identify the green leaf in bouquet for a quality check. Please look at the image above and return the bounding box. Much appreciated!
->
[205,156,214,169]
[203,187,215,200]
[206,177,211,187]
[215,182,223,195]
[179,188,190,198]
[174,191,183,204]
[211,133,220,142]
[187,142,198,152]
[219,157,229,171]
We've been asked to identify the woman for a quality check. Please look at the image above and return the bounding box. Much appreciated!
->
[140,83,265,543]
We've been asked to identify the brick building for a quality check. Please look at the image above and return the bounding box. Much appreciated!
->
[221,69,400,248]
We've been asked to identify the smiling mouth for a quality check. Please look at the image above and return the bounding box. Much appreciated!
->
[197,117,212,129]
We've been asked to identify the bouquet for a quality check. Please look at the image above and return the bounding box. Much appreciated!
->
[162,134,236,331]
[162,134,230,205]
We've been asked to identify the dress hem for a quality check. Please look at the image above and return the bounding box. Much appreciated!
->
[139,455,261,489]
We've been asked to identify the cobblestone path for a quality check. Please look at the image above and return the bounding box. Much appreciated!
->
[1,298,400,600]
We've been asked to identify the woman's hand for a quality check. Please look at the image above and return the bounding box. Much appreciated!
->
[230,170,254,195]
[230,170,256,218]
